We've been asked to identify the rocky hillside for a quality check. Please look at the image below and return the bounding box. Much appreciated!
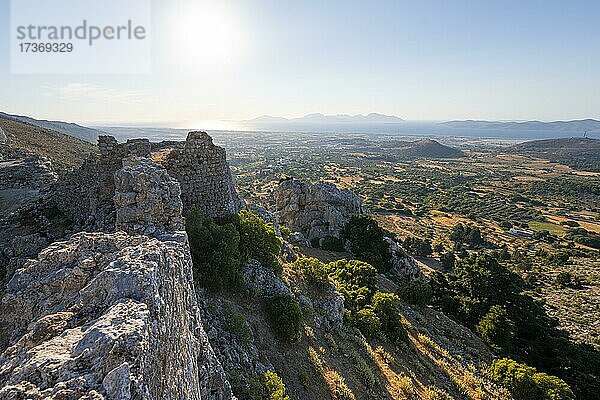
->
[0,111,106,143]
[376,138,464,160]
[0,116,97,170]
[0,127,576,399]
[0,155,231,399]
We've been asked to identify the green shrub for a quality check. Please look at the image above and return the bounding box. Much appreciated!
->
[262,370,290,400]
[450,224,485,247]
[350,351,376,387]
[355,307,382,338]
[280,226,291,240]
[372,291,408,344]
[327,370,356,400]
[397,280,433,306]
[265,294,302,342]
[186,210,243,292]
[238,210,283,275]
[327,259,378,312]
[476,305,514,354]
[403,236,433,257]
[489,358,574,400]
[291,257,330,290]
[321,235,346,252]
[341,215,392,272]
[439,252,456,269]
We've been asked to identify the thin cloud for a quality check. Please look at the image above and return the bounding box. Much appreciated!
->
[43,83,155,105]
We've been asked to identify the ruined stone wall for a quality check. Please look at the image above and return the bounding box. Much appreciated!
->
[162,131,244,218]
[0,157,233,399]
[53,132,242,231]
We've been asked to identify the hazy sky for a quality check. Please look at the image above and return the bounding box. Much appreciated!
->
[0,0,599,126]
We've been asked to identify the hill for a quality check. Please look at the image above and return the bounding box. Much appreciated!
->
[376,138,464,159]
[0,111,107,143]
[511,137,600,172]
[0,115,98,170]
[398,138,464,159]
[441,119,600,134]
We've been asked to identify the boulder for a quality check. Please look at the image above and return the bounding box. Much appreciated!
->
[385,237,426,281]
[243,260,292,298]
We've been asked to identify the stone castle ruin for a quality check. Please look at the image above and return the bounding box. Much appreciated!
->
[53,131,243,231]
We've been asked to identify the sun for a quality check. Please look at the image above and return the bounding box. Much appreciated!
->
[171,1,241,71]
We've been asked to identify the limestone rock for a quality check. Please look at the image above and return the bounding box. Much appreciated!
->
[0,156,57,191]
[0,127,6,143]
[311,284,345,330]
[385,237,426,281]
[0,231,233,400]
[113,156,184,236]
[243,260,292,298]
[274,179,363,242]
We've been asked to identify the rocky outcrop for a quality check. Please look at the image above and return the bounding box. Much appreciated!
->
[274,179,363,242]
[114,157,185,236]
[0,127,7,143]
[0,156,57,191]
[303,284,345,331]
[0,157,233,400]
[243,260,292,298]
[385,237,426,281]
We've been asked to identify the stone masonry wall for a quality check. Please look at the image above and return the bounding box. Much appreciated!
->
[0,155,233,399]
[53,132,243,231]
[162,131,244,218]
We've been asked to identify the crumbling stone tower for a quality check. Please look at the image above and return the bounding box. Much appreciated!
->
[52,132,243,231]
[162,131,244,218]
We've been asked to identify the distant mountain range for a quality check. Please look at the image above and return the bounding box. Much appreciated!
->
[249,112,404,124]
[0,112,107,143]
[440,119,600,133]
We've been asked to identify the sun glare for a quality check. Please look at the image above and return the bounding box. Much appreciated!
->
[171,1,241,71]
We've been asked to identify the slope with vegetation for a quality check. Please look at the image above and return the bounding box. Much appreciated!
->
[0,116,97,170]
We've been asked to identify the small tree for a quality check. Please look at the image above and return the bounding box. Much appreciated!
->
[372,291,408,344]
[291,257,330,290]
[476,305,514,354]
[397,280,433,307]
[341,215,392,272]
[321,235,346,252]
[265,294,302,342]
[327,259,378,312]
[403,236,433,257]
[489,358,574,400]
[238,210,283,275]
[186,210,243,292]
